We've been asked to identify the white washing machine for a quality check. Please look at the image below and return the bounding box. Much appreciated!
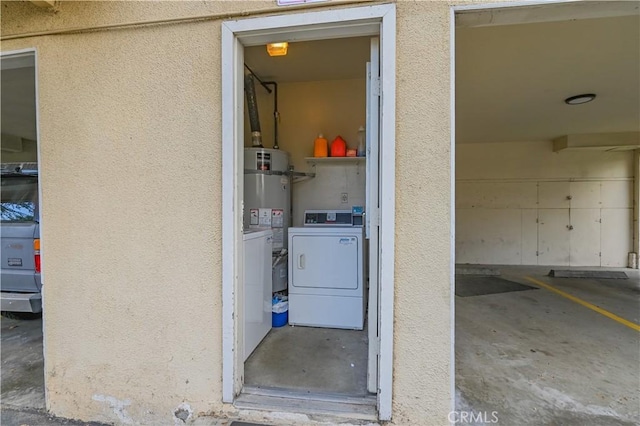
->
[288,210,366,330]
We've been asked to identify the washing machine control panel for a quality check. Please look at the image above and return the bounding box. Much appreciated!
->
[304,209,363,227]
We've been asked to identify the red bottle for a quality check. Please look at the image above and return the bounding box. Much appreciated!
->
[330,136,347,157]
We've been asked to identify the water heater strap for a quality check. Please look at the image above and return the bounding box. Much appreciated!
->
[244,169,287,176]
[244,169,316,178]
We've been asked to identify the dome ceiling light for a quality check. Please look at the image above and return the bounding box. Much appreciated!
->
[564,93,596,105]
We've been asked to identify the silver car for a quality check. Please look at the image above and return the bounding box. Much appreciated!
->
[1,163,42,318]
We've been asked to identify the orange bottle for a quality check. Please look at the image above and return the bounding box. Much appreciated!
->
[314,134,328,157]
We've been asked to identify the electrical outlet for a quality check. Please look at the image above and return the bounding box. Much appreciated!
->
[341,193,348,204]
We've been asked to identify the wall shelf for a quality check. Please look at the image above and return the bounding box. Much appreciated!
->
[305,157,366,165]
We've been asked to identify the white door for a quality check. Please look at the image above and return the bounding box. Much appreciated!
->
[569,209,601,266]
[538,209,570,266]
[366,37,381,394]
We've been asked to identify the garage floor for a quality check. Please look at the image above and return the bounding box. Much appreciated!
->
[1,315,45,411]
[456,265,640,426]
[244,325,369,396]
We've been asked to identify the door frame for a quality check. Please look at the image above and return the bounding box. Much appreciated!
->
[221,3,396,420]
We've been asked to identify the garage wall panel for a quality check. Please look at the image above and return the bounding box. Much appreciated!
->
[521,209,539,265]
[569,182,601,209]
[601,181,633,208]
[456,182,537,209]
[538,209,570,266]
[538,181,570,208]
[456,208,522,264]
[569,209,601,266]
[601,208,633,267]
[457,142,634,266]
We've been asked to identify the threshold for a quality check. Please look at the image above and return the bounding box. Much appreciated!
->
[234,386,377,421]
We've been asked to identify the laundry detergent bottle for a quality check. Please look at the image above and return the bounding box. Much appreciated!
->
[314,134,328,157]
[330,135,347,157]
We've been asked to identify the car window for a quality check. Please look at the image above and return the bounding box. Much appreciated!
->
[1,176,38,223]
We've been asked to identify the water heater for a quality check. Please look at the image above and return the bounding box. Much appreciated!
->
[244,148,291,292]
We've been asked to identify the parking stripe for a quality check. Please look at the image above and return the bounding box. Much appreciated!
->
[524,276,640,332]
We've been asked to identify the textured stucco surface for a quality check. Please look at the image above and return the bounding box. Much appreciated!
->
[3,18,225,425]
[393,2,452,422]
[1,0,464,424]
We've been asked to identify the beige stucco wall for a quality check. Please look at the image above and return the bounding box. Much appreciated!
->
[1,0,464,423]
[394,1,456,422]
[3,15,225,426]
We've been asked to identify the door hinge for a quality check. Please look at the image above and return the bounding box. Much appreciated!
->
[536,251,539,256]
[240,201,244,232]
[372,208,381,227]
[372,76,381,97]
[375,336,381,355]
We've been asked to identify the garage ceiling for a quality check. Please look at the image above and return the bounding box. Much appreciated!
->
[1,65,37,142]
[456,13,639,144]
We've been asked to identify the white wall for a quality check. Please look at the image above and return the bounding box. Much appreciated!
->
[292,162,365,226]
[244,78,367,225]
[456,141,634,266]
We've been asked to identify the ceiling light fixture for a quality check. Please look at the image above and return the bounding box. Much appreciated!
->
[564,93,596,105]
[266,42,288,57]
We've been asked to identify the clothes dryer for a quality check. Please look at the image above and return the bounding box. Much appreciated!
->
[288,210,365,330]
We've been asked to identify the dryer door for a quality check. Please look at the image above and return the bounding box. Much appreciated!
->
[291,234,359,291]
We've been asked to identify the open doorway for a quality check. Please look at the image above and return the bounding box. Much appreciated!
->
[1,49,46,412]
[240,35,373,398]
[453,2,640,424]
[221,4,396,420]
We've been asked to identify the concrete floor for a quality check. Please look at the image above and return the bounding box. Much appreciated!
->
[456,265,640,426]
[1,315,45,410]
[3,265,638,425]
[244,325,369,396]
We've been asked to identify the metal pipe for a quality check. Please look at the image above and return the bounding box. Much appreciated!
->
[244,64,272,94]
[264,81,279,150]
[244,64,280,150]
[244,74,262,147]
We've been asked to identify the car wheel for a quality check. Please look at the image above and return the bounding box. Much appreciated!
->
[1,311,42,320]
